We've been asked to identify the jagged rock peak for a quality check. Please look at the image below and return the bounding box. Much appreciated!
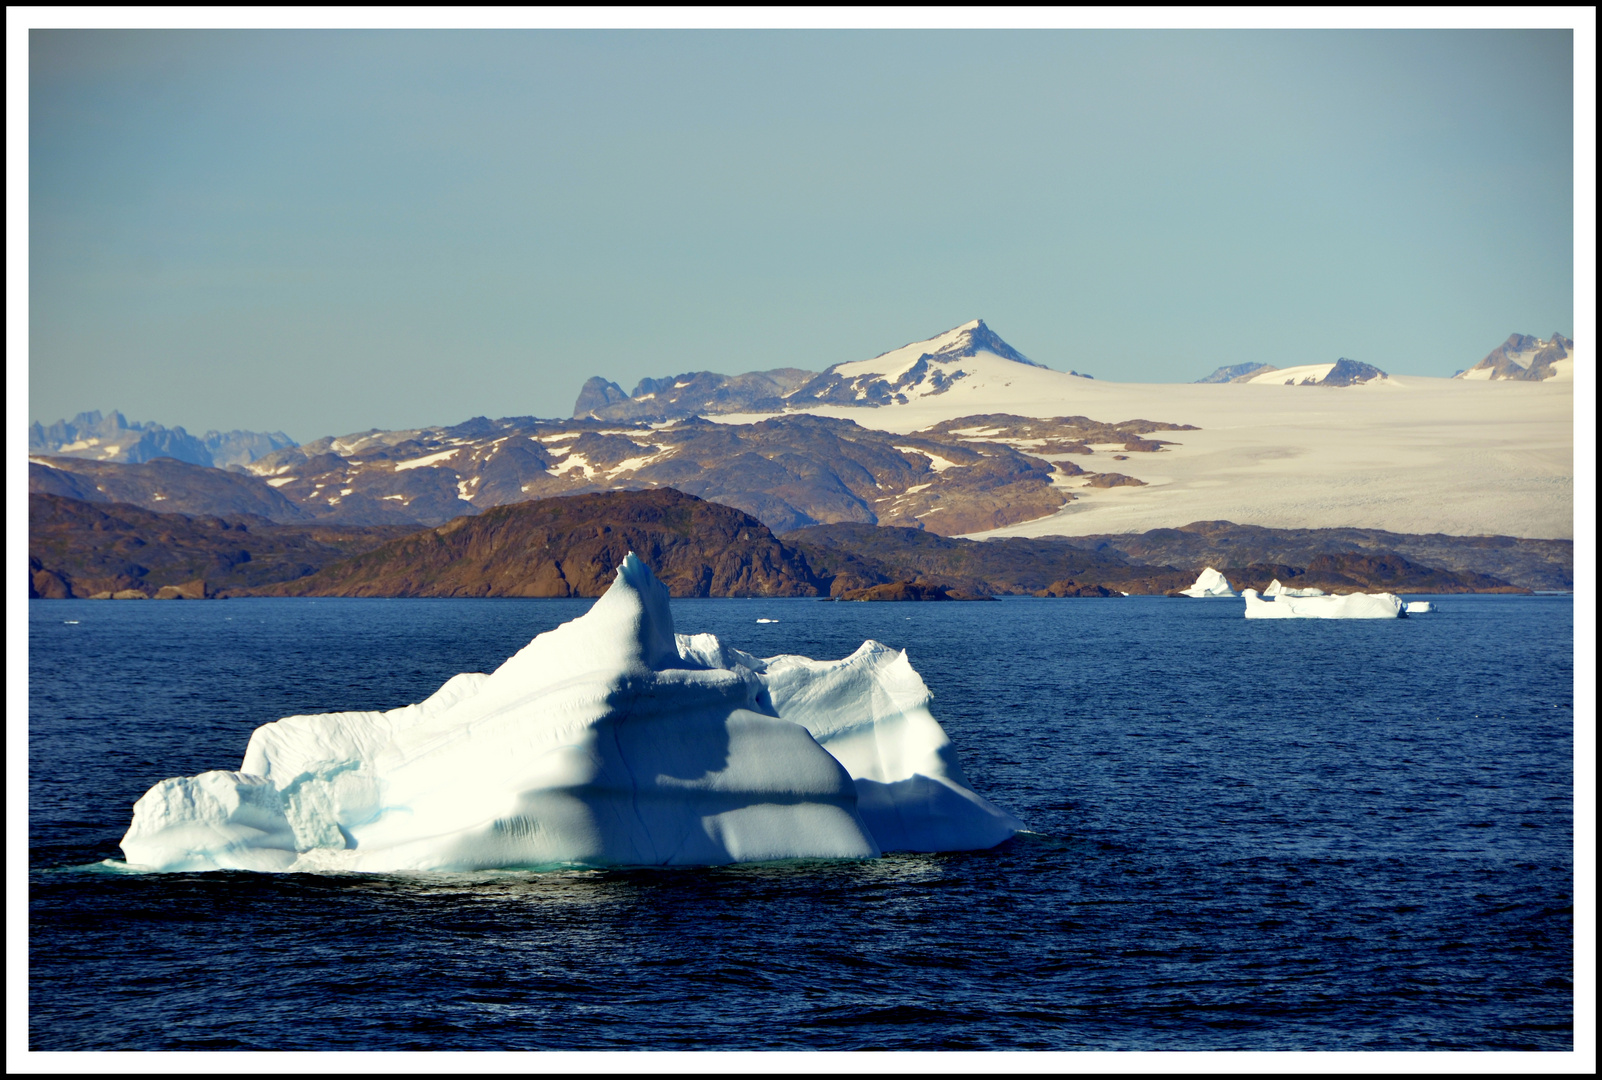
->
[1454,331,1574,381]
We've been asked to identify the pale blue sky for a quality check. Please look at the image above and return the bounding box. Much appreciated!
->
[29,30,1574,442]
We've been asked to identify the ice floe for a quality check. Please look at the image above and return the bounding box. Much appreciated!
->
[119,554,1022,873]
[1242,588,1405,619]
[1405,601,1436,614]
[1179,567,1239,597]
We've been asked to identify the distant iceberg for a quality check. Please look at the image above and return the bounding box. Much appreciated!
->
[1242,588,1405,620]
[1180,567,1239,597]
[1405,601,1436,614]
[1265,578,1326,597]
[119,553,1022,873]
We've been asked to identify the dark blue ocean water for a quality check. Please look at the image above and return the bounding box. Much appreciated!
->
[29,595,1573,1051]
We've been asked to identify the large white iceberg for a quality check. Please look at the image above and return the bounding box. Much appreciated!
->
[1179,567,1239,597]
[119,553,1023,873]
[1242,588,1405,620]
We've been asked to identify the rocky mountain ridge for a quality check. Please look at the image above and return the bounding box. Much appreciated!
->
[34,409,1196,538]
[1196,362,1276,383]
[29,410,295,469]
[1455,333,1574,381]
[1196,331,1578,383]
[572,319,1051,419]
[30,456,313,521]
[574,368,817,422]
[1222,358,1390,386]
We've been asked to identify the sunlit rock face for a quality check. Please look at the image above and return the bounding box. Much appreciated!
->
[120,554,1022,873]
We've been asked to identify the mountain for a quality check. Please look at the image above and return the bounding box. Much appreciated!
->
[788,319,1056,407]
[241,411,1110,535]
[30,457,313,521]
[27,494,414,598]
[574,369,817,422]
[256,488,822,598]
[28,410,297,468]
[1455,333,1575,381]
[571,319,1043,419]
[29,404,1193,540]
[1230,358,1390,386]
[1196,362,1275,383]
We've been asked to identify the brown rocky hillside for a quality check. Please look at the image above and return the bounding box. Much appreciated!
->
[256,488,822,598]
[27,494,413,598]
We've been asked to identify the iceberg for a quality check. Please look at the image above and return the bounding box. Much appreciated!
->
[1405,600,1436,613]
[1242,588,1405,620]
[1179,567,1239,597]
[119,553,1022,873]
[1264,578,1326,597]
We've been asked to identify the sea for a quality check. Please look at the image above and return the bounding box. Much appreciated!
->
[27,594,1574,1052]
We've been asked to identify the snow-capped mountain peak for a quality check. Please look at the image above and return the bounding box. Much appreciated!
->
[790,320,1047,407]
[1456,332,1575,382]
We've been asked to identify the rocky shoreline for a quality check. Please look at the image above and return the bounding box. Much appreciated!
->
[30,488,1565,601]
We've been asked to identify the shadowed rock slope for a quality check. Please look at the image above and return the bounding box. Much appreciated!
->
[30,457,311,521]
[1057,521,1568,592]
[784,523,1532,596]
[27,494,413,598]
[257,488,823,598]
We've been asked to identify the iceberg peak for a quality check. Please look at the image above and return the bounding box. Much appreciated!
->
[491,552,680,690]
[586,551,680,672]
[1179,567,1239,598]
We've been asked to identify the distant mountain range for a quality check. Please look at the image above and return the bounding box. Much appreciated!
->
[1454,333,1575,381]
[1195,331,1578,384]
[32,408,1192,537]
[27,320,1575,566]
[28,410,296,469]
[572,319,1060,420]
[575,369,817,422]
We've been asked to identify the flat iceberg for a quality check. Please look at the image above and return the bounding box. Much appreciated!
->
[119,553,1022,873]
[1405,600,1436,613]
[1264,578,1326,597]
[1242,588,1405,620]
[1180,567,1239,597]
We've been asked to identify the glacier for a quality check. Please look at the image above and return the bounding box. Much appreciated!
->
[1242,588,1406,620]
[1179,567,1239,597]
[119,553,1022,873]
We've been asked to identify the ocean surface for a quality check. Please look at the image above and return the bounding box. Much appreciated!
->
[28,594,1574,1051]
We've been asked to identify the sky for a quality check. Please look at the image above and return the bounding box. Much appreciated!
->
[25,27,1578,443]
